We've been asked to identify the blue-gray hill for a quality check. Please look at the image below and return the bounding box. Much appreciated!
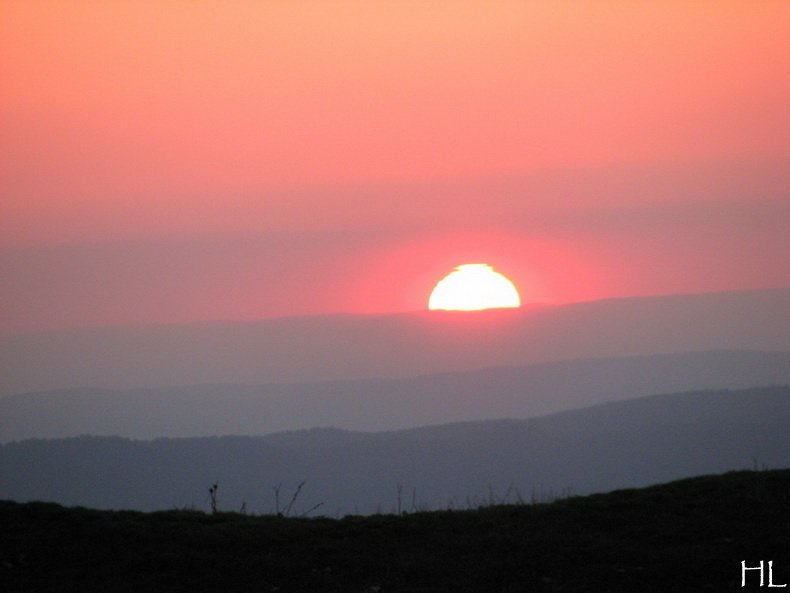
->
[1,385,787,515]
[1,349,789,440]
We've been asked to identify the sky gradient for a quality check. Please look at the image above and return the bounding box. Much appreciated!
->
[1,1,788,332]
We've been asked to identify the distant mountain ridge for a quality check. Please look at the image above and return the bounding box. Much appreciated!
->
[1,349,789,440]
[2,385,788,515]
[1,288,788,396]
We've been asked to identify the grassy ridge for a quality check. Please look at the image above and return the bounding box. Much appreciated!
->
[1,470,788,592]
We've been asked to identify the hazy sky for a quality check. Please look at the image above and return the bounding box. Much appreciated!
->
[1,1,788,332]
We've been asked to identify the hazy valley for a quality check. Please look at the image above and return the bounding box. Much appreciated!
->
[1,349,789,441]
[2,288,788,397]
[3,386,788,516]
[2,289,789,517]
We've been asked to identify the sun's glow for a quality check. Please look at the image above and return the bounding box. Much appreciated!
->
[428,264,521,311]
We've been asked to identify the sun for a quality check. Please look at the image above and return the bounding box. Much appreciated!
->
[428,263,521,311]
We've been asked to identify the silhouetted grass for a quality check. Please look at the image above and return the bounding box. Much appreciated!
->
[1,469,788,592]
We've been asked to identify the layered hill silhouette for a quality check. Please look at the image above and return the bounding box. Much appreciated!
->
[1,288,788,397]
[2,386,787,515]
[1,349,789,441]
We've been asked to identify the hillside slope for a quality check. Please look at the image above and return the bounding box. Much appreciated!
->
[1,469,788,593]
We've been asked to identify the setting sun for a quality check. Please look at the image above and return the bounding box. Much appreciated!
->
[428,264,521,311]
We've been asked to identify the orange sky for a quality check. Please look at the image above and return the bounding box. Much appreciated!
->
[1,1,789,331]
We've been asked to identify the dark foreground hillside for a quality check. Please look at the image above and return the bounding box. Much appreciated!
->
[2,470,788,593]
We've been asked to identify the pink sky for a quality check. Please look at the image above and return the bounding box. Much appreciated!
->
[1,1,789,332]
